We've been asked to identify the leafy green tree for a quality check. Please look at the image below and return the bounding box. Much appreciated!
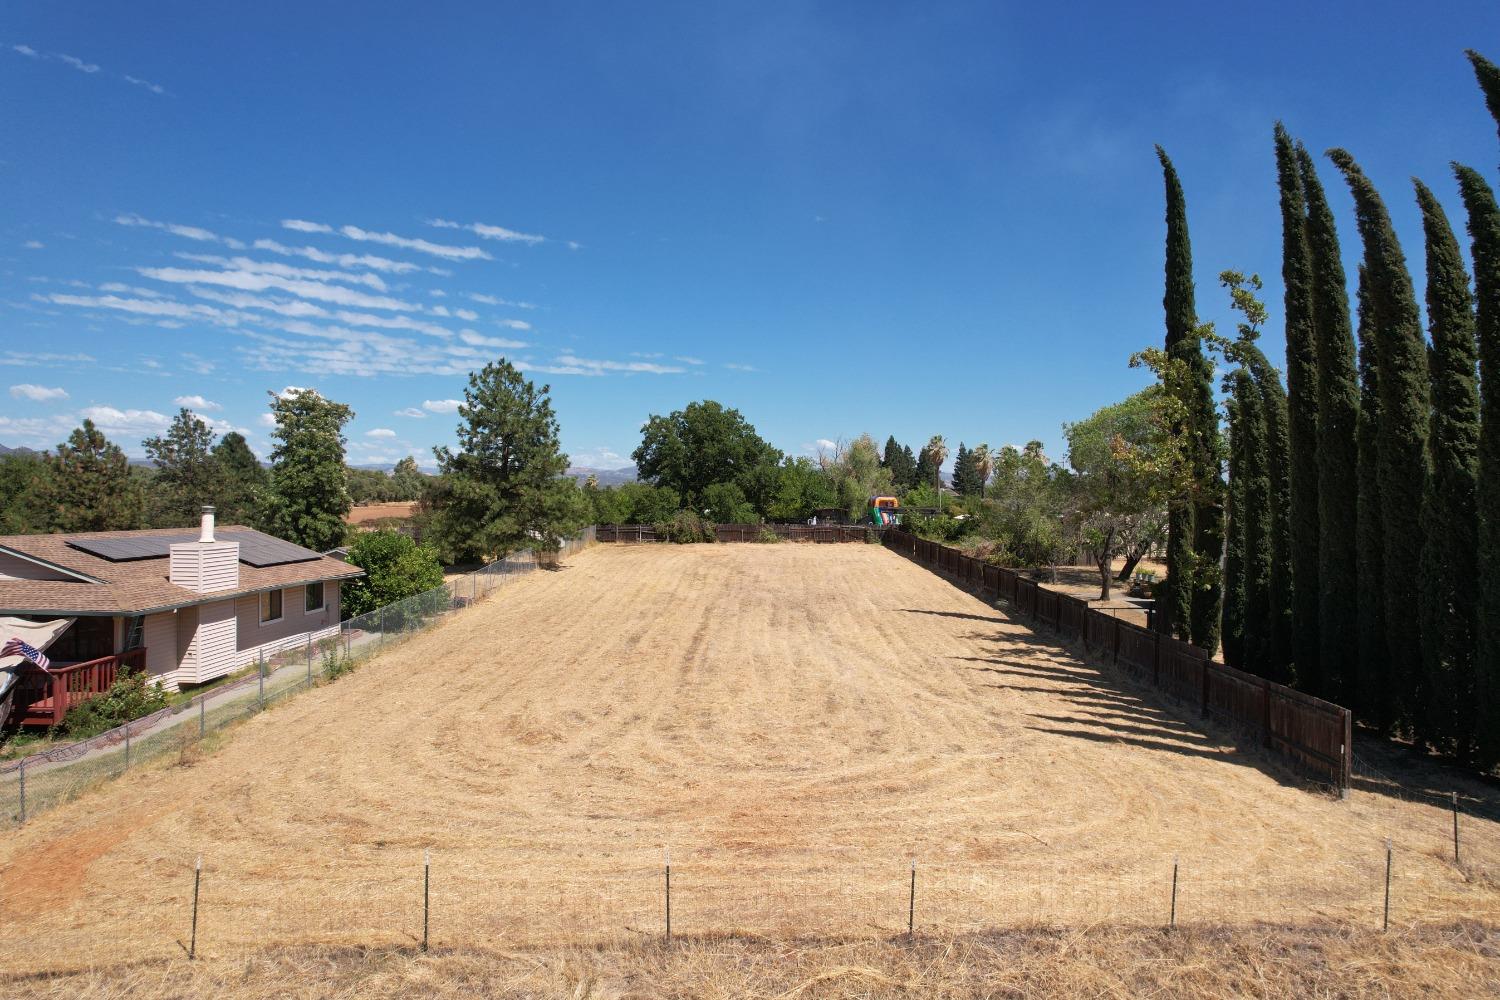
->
[1353,266,1390,726]
[1066,388,1179,602]
[632,400,781,513]
[346,467,393,504]
[141,408,223,528]
[211,431,266,525]
[980,442,1076,571]
[1330,149,1432,734]
[1155,147,1223,649]
[428,359,584,562]
[259,388,354,552]
[765,457,837,522]
[1414,179,1480,755]
[1455,164,1500,767]
[0,451,49,533]
[589,481,681,524]
[35,420,144,531]
[1298,144,1361,704]
[1274,125,1321,686]
[701,481,756,522]
[821,434,895,519]
[339,529,446,619]
[391,456,426,501]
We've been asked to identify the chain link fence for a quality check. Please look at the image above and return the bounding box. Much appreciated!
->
[0,528,596,830]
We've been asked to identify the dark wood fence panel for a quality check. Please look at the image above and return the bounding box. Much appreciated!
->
[879,528,1351,790]
[596,524,872,544]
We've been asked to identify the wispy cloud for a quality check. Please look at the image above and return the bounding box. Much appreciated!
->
[364,428,396,439]
[394,407,426,418]
[467,293,537,309]
[281,219,332,233]
[115,213,245,248]
[548,355,684,376]
[8,44,168,96]
[22,240,44,250]
[124,74,165,95]
[674,355,705,365]
[173,394,221,411]
[428,218,547,246]
[55,53,99,73]
[79,405,171,437]
[495,318,531,331]
[724,362,759,372]
[0,350,96,368]
[139,265,421,312]
[458,330,527,349]
[339,225,491,261]
[251,239,421,275]
[422,399,463,413]
[10,383,68,402]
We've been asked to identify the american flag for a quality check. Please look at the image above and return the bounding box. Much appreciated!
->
[1,637,49,670]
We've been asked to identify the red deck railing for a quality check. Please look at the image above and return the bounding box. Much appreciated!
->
[13,648,148,728]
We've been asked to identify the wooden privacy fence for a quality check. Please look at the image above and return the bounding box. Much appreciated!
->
[595,523,875,544]
[882,528,1352,791]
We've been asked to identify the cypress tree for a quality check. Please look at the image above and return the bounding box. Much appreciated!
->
[1298,145,1362,705]
[1235,366,1274,675]
[1467,50,1500,145]
[1353,266,1391,726]
[1222,389,1247,669]
[1156,147,1224,650]
[1274,125,1321,690]
[1454,164,1500,768]
[1250,349,1294,676]
[1413,178,1479,756]
[1330,149,1431,734]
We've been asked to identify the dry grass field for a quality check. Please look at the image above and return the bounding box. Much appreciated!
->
[2,542,1498,995]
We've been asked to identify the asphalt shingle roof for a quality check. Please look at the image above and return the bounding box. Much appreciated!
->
[0,526,363,616]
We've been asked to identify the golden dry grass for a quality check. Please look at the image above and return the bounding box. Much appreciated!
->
[1,543,1496,989]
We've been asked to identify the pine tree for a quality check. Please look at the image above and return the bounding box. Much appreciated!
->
[1454,164,1500,767]
[1330,149,1431,734]
[1274,126,1321,689]
[1298,144,1362,704]
[1353,266,1391,726]
[1222,390,1247,669]
[1413,179,1479,755]
[1467,50,1500,145]
[37,420,145,531]
[259,388,354,552]
[142,408,223,528]
[914,446,939,497]
[881,436,917,490]
[901,445,918,488]
[212,431,267,525]
[952,442,973,495]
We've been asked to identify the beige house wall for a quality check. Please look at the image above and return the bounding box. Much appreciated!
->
[234,583,341,664]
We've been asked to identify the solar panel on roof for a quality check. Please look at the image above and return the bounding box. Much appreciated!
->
[67,529,321,567]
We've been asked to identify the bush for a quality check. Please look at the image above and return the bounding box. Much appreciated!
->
[341,529,446,619]
[757,527,782,543]
[655,510,716,543]
[59,669,170,739]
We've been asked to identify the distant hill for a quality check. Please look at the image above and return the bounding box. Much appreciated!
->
[568,465,637,486]
[0,444,40,458]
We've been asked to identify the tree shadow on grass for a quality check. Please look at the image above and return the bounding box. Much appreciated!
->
[901,608,1008,624]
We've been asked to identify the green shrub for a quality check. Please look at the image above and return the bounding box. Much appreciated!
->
[757,528,783,543]
[60,669,170,739]
[655,510,716,543]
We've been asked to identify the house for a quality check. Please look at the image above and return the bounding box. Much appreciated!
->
[0,507,363,725]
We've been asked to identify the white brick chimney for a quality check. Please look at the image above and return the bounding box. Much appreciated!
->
[170,506,240,593]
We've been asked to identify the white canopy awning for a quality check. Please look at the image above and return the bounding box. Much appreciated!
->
[0,616,75,670]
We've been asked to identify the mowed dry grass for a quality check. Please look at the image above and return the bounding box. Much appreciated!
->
[1,543,1497,983]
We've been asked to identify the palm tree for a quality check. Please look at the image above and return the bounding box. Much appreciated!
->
[925,435,948,495]
[973,444,993,499]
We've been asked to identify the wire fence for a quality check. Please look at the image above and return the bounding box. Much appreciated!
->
[0,528,596,830]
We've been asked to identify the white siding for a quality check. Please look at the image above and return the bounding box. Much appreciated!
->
[168,542,240,594]
[142,611,179,687]
[234,584,341,663]
[176,605,200,682]
[192,598,238,683]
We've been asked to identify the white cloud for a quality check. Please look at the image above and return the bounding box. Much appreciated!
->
[55,53,100,74]
[428,218,546,245]
[173,394,221,411]
[394,407,426,418]
[454,308,478,321]
[467,292,537,309]
[12,45,39,58]
[9,383,68,402]
[0,350,95,367]
[422,399,463,413]
[429,289,447,297]
[549,354,684,376]
[252,238,420,275]
[364,428,397,439]
[175,252,389,290]
[124,74,165,95]
[493,318,530,331]
[339,225,491,262]
[98,282,162,297]
[114,213,244,248]
[674,356,705,365]
[569,447,630,469]
[23,240,43,249]
[815,438,838,451]
[458,330,527,349]
[281,219,332,233]
[139,266,420,312]
[258,413,276,427]
[724,362,759,372]
[79,405,171,437]
[44,292,245,326]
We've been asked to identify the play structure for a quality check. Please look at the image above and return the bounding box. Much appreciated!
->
[867,495,901,526]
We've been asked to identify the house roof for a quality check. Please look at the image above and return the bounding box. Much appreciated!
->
[0,526,364,616]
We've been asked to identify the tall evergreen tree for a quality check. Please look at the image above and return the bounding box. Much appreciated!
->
[1251,348,1294,675]
[1353,266,1391,726]
[1413,179,1480,755]
[1233,367,1273,674]
[1455,164,1500,767]
[1222,390,1247,669]
[36,420,145,531]
[1155,147,1223,650]
[1298,144,1362,704]
[259,388,354,552]
[953,442,985,496]
[1274,125,1321,688]
[1467,50,1500,145]
[881,435,917,490]
[914,446,939,497]
[212,431,267,524]
[1330,149,1431,734]
[142,408,223,528]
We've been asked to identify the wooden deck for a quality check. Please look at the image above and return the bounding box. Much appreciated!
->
[11,648,147,728]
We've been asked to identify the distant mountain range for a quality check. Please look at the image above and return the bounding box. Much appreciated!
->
[0,444,39,458]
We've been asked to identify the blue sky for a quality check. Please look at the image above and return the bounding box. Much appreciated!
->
[3,2,1499,470]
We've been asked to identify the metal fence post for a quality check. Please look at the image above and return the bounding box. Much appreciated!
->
[306,634,313,684]
[1383,838,1392,931]
[908,859,917,941]
[18,758,25,824]
[124,723,131,770]
[189,854,201,960]
[199,697,205,739]
[1169,854,1179,929]
[665,848,672,945]
[422,849,431,953]
[258,650,265,708]
[1452,792,1461,864]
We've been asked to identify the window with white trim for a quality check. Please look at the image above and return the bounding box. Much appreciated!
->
[305,581,325,612]
[259,589,283,624]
